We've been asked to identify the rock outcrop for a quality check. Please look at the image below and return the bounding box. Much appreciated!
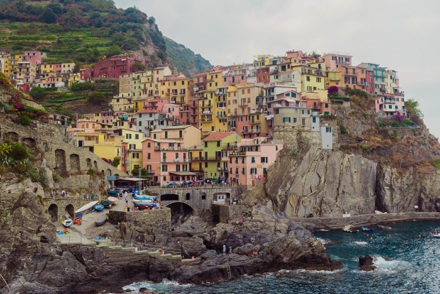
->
[359,255,376,271]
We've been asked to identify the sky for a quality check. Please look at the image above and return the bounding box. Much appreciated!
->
[115,0,440,138]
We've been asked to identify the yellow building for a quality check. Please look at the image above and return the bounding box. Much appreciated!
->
[162,74,193,105]
[3,54,24,78]
[292,65,326,93]
[326,71,342,88]
[253,55,271,68]
[118,129,145,173]
[189,145,204,174]
[40,63,53,74]
[198,70,228,135]
[111,96,133,112]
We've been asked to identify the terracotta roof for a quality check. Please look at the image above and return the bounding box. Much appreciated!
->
[203,132,236,142]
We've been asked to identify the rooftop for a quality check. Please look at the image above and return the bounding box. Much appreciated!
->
[203,131,236,142]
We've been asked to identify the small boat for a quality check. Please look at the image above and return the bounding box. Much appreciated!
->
[108,196,119,203]
[95,218,107,227]
[378,224,392,230]
[75,201,98,214]
[63,219,73,228]
[432,234,440,239]
[94,204,104,211]
[101,200,112,209]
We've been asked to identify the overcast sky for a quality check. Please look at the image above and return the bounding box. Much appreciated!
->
[115,0,440,138]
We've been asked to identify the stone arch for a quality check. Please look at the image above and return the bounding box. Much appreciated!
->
[161,194,179,201]
[86,158,91,168]
[22,137,36,149]
[106,169,112,176]
[5,132,18,142]
[65,204,75,218]
[94,160,98,170]
[166,202,194,218]
[55,149,66,174]
[70,154,80,172]
[48,204,58,222]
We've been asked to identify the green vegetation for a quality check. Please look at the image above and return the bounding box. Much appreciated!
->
[339,125,347,135]
[87,168,96,176]
[405,99,422,117]
[87,91,106,105]
[433,159,440,169]
[20,114,31,125]
[131,167,150,178]
[0,1,212,75]
[165,37,212,76]
[112,156,120,167]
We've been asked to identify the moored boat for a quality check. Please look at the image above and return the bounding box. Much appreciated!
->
[95,218,107,227]
[94,204,104,211]
[63,219,73,228]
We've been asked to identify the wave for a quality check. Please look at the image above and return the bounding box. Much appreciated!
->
[373,256,411,274]
[354,241,368,246]
[122,279,193,292]
[317,238,328,244]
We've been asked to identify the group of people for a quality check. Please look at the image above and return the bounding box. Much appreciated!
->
[50,190,70,198]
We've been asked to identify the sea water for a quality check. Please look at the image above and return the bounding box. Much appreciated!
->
[123,221,440,293]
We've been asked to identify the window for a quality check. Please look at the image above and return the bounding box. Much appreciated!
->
[147,153,151,159]
[147,142,151,148]
[204,141,208,147]
[242,168,245,175]
[306,76,310,82]
[217,141,220,147]
[201,193,206,200]
[162,165,167,172]
[326,127,332,133]
[179,130,183,138]
[165,131,168,139]
[135,134,139,139]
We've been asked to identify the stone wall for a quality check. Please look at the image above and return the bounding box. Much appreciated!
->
[212,204,246,223]
[43,197,92,222]
[108,207,171,232]
[0,113,127,193]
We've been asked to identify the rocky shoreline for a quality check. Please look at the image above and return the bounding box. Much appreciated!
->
[292,212,440,231]
[0,191,342,294]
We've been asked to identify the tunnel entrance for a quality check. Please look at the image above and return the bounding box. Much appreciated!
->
[166,202,194,224]
[48,204,58,222]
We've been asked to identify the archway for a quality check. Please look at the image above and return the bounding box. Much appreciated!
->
[55,149,66,174]
[65,204,74,218]
[5,132,18,142]
[94,160,98,170]
[106,169,112,176]
[166,202,194,224]
[70,154,80,172]
[86,158,92,168]
[48,204,58,222]
[22,137,36,149]
[161,194,179,201]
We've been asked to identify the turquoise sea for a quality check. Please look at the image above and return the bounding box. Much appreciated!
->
[123,221,440,294]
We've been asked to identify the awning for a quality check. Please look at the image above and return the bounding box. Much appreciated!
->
[116,177,146,182]
[169,172,197,176]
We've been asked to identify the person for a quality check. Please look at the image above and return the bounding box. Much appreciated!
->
[223,244,226,255]
[229,247,232,254]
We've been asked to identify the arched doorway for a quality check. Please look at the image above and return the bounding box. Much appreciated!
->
[65,204,74,218]
[48,204,58,222]
[166,202,194,224]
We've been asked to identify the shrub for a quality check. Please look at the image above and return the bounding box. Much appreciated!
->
[389,132,398,141]
[87,92,106,105]
[87,168,96,176]
[433,159,440,169]
[340,125,347,134]
[70,81,94,92]
[328,86,338,97]
[112,156,121,167]
[10,143,30,161]
[391,121,399,127]
[20,114,31,125]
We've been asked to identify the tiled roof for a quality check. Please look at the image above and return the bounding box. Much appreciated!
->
[203,132,236,142]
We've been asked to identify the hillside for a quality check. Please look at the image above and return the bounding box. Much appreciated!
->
[165,37,212,77]
[0,0,211,74]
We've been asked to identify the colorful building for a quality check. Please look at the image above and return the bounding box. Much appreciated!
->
[202,132,241,180]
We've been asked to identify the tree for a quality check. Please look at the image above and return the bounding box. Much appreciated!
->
[29,87,47,101]
[87,92,106,105]
[42,8,57,24]
[131,61,146,72]
[131,167,149,178]
[112,157,120,167]
[405,99,422,117]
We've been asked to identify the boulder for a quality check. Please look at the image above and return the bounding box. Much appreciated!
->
[359,254,376,271]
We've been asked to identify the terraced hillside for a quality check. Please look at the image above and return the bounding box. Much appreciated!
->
[0,0,211,73]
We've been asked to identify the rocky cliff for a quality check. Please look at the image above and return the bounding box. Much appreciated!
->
[245,91,440,217]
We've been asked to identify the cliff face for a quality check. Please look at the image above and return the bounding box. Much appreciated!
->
[246,93,440,217]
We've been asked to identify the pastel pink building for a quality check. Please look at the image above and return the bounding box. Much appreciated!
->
[228,137,283,186]
[223,68,247,86]
[323,53,352,71]
[23,51,42,65]
[375,94,406,117]
[142,138,195,186]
